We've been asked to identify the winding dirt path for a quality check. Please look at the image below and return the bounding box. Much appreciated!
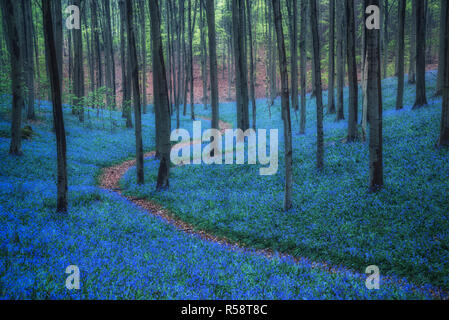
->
[98,118,447,300]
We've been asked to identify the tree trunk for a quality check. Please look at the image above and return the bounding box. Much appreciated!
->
[125,0,144,184]
[436,0,447,96]
[327,0,335,114]
[438,0,449,146]
[365,0,383,191]
[102,0,116,109]
[346,0,358,142]
[73,0,84,122]
[408,0,416,84]
[91,0,102,90]
[413,0,428,109]
[206,0,219,130]
[247,0,257,129]
[232,0,249,131]
[310,0,324,170]
[272,0,293,211]
[336,0,345,121]
[200,0,208,110]
[396,0,406,110]
[119,0,132,128]
[42,0,68,213]
[1,0,24,155]
[149,0,171,190]
[299,0,307,133]
[21,0,35,120]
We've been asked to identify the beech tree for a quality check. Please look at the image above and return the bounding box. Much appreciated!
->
[365,0,383,191]
[396,0,406,110]
[438,0,449,146]
[149,0,171,189]
[232,0,249,131]
[346,0,358,142]
[42,0,68,213]
[73,0,85,122]
[413,0,428,109]
[125,0,144,184]
[327,0,335,114]
[206,0,219,131]
[272,0,293,211]
[309,0,324,170]
[299,0,307,133]
[1,0,24,155]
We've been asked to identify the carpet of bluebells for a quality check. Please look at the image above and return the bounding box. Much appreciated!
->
[121,70,449,294]
[0,72,444,299]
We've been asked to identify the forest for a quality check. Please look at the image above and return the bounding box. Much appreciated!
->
[0,0,449,300]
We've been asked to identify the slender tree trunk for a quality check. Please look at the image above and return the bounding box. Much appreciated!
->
[438,0,449,146]
[328,0,335,114]
[139,0,148,114]
[272,0,293,211]
[149,0,171,190]
[119,0,132,128]
[346,0,358,142]
[436,0,447,96]
[408,0,416,84]
[200,0,208,110]
[1,0,24,155]
[365,0,383,191]
[125,0,144,184]
[413,0,428,109]
[42,0,68,213]
[310,0,324,170]
[287,0,298,114]
[22,0,35,120]
[299,0,307,133]
[206,0,219,130]
[396,0,406,110]
[51,0,63,89]
[247,0,257,129]
[91,0,102,91]
[336,0,345,121]
[102,0,116,109]
[73,0,84,122]
[232,0,249,131]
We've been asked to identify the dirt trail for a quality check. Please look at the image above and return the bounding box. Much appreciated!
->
[99,118,446,300]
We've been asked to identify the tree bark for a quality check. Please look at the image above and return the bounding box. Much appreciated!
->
[149,0,171,189]
[327,0,335,114]
[42,0,68,213]
[1,0,24,155]
[232,0,249,131]
[206,0,219,130]
[73,0,84,122]
[413,0,428,109]
[346,0,358,142]
[272,0,293,211]
[119,0,132,128]
[310,0,324,170]
[396,0,406,110]
[365,0,384,191]
[438,0,449,146]
[336,0,345,121]
[125,0,144,184]
[436,0,447,96]
[408,0,416,84]
[247,0,257,129]
[21,0,35,120]
[299,0,307,133]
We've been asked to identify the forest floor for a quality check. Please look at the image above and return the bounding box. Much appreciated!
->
[0,70,448,299]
